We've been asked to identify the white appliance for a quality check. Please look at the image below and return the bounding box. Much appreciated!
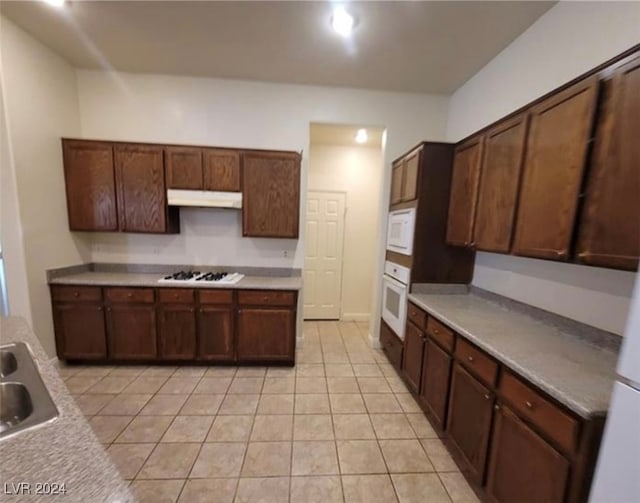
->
[386,207,416,256]
[167,189,242,209]
[381,260,411,340]
[590,271,640,502]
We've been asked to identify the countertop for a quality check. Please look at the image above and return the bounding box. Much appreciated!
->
[0,317,132,503]
[49,271,303,291]
[407,292,619,418]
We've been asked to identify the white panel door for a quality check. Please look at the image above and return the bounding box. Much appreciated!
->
[304,191,346,319]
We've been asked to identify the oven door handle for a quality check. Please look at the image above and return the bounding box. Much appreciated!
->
[383,274,407,291]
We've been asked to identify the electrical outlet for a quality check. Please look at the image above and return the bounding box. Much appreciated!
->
[283,250,289,258]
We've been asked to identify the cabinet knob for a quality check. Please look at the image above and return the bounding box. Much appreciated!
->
[467,355,474,363]
[263,296,269,301]
[174,293,179,299]
[107,307,112,312]
[433,329,439,335]
[97,307,103,311]
[127,293,133,298]
[190,308,194,313]
[199,308,204,313]
[494,404,500,411]
[525,401,534,409]
[74,292,79,297]
[484,393,491,400]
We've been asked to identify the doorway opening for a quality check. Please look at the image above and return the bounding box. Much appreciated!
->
[303,123,386,321]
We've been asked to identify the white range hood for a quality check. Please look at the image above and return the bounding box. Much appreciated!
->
[167,189,242,209]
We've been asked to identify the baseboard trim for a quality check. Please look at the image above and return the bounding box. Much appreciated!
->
[369,332,381,349]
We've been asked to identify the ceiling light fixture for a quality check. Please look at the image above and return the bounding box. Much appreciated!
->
[331,7,355,37]
[355,129,368,144]
[41,0,65,8]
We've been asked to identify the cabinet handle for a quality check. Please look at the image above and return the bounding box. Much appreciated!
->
[467,356,474,363]
[484,393,491,400]
[494,404,500,411]
[525,401,534,409]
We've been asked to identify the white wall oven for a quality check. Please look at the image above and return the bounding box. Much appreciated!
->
[381,260,410,340]
[386,207,416,256]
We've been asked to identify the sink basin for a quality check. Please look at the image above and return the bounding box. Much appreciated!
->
[0,350,17,377]
[0,343,58,440]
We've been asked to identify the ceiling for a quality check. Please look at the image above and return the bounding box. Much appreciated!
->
[0,1,554,94]
[310,123,385,148]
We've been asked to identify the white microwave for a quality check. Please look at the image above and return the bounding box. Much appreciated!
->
[386,207,416,256]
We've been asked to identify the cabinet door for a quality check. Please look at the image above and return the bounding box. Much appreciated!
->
[203,148,241,192]
[107,305,157,359]
[62,140,118,231]
[512,77,599,260]
[237,308,295,362]
[401,150,421,202]
[242,151,301,238]
[115,144,168,233]
[402,321,425,394]
[446,136,484,247]
[420,340,452,429]
[53,303,107,359]
[390,161,404,205]
[577,55,640,270]
[486,405,570,503]
[165,147,203,189]
[447,363,494,482]
[198,306,234,361]
[473,114,528,253]
[158,305,197,360]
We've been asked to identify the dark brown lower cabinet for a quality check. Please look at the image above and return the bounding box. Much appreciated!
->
[106,305,157,359]
[52,303,107,359]
[198,306,234,361]
[447,362,494,482]
[237,308,295,362]
[380,320,403,370]
[420,340,452,429]
[486,405,570,503]
[402,321,425,394]
[158,305,197,360]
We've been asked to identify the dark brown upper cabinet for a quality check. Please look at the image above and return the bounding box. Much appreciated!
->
[512,77,599,260]
[576,54,640,271]
[445,135,484,247]
[62,140,118,231]
[115,143,179,234]
[390,147,421,207]
[204,148,241,192]
[390,160,404,205]
[165,146,203,190]
[242,151,301,238]
[473,114,529,253]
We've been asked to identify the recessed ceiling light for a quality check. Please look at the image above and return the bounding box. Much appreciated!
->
[331,7,355,37]
[42,0,65,8]
[355,129,368,144]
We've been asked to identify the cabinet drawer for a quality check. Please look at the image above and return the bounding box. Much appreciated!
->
[455,338,498,386]
[158,288,194,304]
[407,303,426,329]
[238,290,295,306]
[105,287,155,304]
[500,372,579,454]
[51,285,102,303]
[426,317,455,352]
[380,321,403,370]
[199,289,234,304]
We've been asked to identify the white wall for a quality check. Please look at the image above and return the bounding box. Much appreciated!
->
[1,17,90,355]
[307,143,384,321]
[76,69,450,342]
[446,2,640,335]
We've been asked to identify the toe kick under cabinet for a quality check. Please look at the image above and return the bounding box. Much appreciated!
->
[390,302,605,503]
[50,285,297,365]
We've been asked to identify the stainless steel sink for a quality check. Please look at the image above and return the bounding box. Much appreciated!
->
[0,343,58,440]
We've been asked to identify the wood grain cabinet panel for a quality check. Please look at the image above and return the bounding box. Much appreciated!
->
[165,147,203,189]
[380,320,403,370]
[447,363,494,482]
[420,339,452,430]
[402,149,421,202]
[198,306,234,361]
[242,151,301,238]
[486,405,570,503]
[402,321,425,394]
[115,144,170,233]
[512,77,599,260]
[62,140,118,231]
[203,148,241,192]
[53,303,107,360]
[106,304,157,360]
[446,136,484,247]
[237,307,295,362]
[158,305,197,360]
[473,114,529,253]
[577,54,640,270]
[390,161,404,205]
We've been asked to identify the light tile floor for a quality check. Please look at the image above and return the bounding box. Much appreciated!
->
[59,321,479,503]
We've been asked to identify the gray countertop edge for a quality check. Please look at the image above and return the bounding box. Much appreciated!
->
[0,317,132,503]
[407,292,617,419]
